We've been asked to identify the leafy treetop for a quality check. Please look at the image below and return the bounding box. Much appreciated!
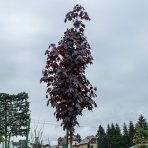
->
[41,4,97,135]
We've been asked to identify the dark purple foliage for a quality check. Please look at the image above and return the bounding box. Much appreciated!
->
[41,4,97,136]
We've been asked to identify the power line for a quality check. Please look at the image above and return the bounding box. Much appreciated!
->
[31,118,98,129]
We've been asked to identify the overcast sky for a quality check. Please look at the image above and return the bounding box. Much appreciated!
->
[0,0,148,145]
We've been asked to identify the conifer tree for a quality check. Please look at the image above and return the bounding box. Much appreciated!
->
[41,4,97,142]
[134,117,148,145]
[122,123,129,147]
[106,123,117,148]
[115,123,122,148]
[110,123,117,147]
[106,124,111,148]
[96,125,107,148]
[128,121,135,147]
[133,123,142,145]
[75,133,82,143]
[138,114,148,130]
[108,123,122,148]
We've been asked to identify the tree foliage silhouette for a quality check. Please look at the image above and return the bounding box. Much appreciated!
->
[41,4,97,137]
[96,125,107,148]
[138,114,148,130]
[128,121,135,147]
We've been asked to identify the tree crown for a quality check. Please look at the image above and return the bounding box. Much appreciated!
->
[41,4,97,135]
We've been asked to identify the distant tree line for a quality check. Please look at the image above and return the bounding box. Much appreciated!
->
[96,114,148,148]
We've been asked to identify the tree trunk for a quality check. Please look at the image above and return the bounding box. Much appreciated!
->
[4,137,7,148]
[66,130,69,148]
[7,134,11,148]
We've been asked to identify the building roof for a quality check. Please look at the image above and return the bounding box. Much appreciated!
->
[78,136,96,145]
[59,138,66,146]
[58,135,79,146]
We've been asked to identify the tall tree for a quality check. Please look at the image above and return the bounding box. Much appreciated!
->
[138,114,148,130]
[106,124,119,148]
[109,123,122,148]
[128,121,135,147]
[133,123,142,145]
[41,4,97,143]
[134,118,148,145]
[110,123,117,147]
[0,92,30,148]
[96,125,107,148]
[115,123,122,148]
[106,124,111,148]
[122,123,129,147]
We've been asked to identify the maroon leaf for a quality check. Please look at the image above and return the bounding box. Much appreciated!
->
[41,4,97,138]
[79,28,84,32]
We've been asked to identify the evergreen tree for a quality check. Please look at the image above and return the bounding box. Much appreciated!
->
[75,133,82,143]
[115,123,122,148]
[133,123,142,145]
[128,121,135,147]
[96,125,107,148]
[108,123,122,148]
[106,124,111,148]
[110,123,116,147]
[138,114,148,130]
[106,124,123,148]
[134,118,148,145]
[122,123,129,147]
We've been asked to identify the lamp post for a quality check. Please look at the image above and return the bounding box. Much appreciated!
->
[66,129,69,148]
